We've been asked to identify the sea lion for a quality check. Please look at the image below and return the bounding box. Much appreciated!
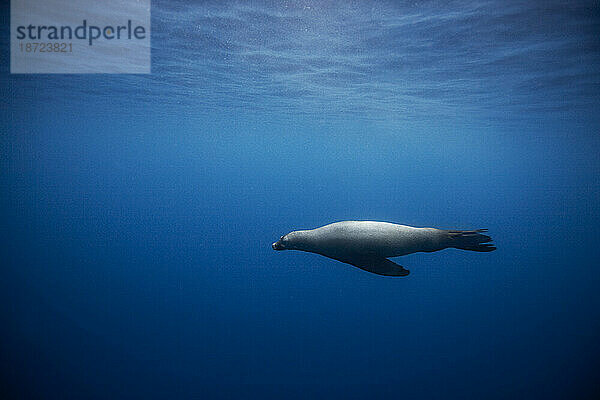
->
[272,221,495,276]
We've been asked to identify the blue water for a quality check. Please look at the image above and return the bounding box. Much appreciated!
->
[2,1,600,398]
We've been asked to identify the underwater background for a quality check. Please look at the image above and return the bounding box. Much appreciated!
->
[1,0,600,398]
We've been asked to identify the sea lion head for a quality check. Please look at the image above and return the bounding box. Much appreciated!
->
[272,231,305,251]
[272,234,290,250]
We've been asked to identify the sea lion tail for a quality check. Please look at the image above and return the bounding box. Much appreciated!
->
[446,229,496,252]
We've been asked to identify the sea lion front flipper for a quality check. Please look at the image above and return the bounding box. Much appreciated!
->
[347,257,410,277]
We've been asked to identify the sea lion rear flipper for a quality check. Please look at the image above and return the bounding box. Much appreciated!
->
[347,257,410,277]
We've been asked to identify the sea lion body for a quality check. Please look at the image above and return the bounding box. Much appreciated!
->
[272,221,495,277]
[286,221,448,257]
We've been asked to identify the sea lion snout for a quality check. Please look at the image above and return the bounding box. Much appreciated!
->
[272,235,288,250]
